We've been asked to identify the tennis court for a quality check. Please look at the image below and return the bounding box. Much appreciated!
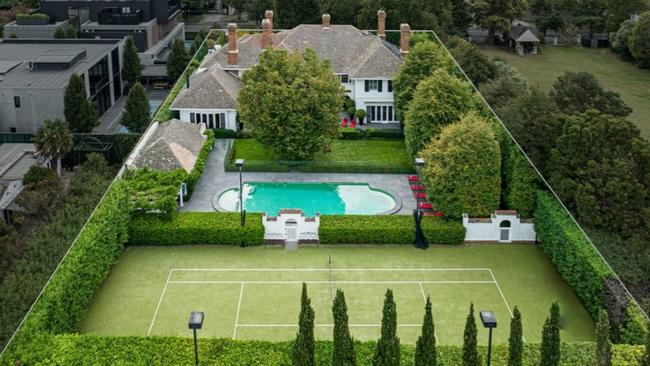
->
[80,245,596,344]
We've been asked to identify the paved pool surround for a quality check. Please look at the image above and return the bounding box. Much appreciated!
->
[180,139,417,215]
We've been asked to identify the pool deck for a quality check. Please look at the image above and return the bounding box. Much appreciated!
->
[180,139,417,215]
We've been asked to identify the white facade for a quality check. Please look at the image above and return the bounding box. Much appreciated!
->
[177,108,237,130]
[349,78,397,124]
[262,210,320,246]
[462,210,536,243]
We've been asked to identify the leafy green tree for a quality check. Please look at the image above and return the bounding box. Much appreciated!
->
[630,11,650,68]
[503,145,537,217]
[53,26,66,38]
[462,303,480,366]
[451,0,472,35]
[167,38,189,80]
[318,0,361,25]
[479,60,529,112]
[415,296,436,366]
[550,71,632,117]
[547,110,650,236]
[354,0,384,29]
[245,0,274,21]
[64,73,98,133]
[395,0,453,35]
[35,119,73,177]
[333,289,356,366]
[293,283,315,366]
[611,19,636,57]
[190,30,206,56]
[373,289,400,366]
[238,48,344,160]
[508,307,523,366]
[606,0,648,32]
[446,36,496,85]
[121,82,150,133]
[469,0,528,43]
[65,26,77,38]
[403,69,479,157]
[540,302,561,366]
[421,112,501,218]
[642,323,650,366]
[23,165,56,185]
[122,36,142,90]
[273,0,320,28]
[596,309,612,366]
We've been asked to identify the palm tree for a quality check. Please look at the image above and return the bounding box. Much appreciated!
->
[35,119,73,176]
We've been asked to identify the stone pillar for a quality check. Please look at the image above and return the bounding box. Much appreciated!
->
[377,10,386,39]
[262,18,272,48]
[400,23,410,55]
[322,13,330,30]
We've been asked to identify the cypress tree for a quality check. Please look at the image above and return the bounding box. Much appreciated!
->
[462,303,480,366]
[167,38,189,80]
[540,302,561,366]
[122,36,142,90]
[53,26,66,38]
[508,306,523,366]
[64,73,98,132]
[333,289,356,366]
[190,30,205,56]
[642,323,650,366]
[373,289,400,366]
[292,283,315,366]
[415,296,436,366]
[121,82,150,133]
[596,309,612,366]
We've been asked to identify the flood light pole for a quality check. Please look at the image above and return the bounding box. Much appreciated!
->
[188,311,204,366]
[235,159,245,226]
[480,310,497,366]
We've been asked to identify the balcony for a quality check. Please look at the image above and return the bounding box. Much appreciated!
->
[97,8,143,25]
[167,0,180,16]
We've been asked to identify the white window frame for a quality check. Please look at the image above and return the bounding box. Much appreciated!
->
[368,80,379,91]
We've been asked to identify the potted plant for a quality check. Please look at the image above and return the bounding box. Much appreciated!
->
[355,109,366,124]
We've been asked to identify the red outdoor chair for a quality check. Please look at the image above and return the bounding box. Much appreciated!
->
[341,117,348,128]
[422,211,436,216]
[410,185,425,191]
[413,192,426,199]
[418,202,433,210]
[407,175,419,182]
[433,211,444,217]
[350,119,357,128]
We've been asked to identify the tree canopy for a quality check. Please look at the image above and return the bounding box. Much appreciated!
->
[121,82,150,133]
[446,36,496,85]
[238,48,344,160]
[35,119,73,176]
[122,36,142,90]
[167,38,189,80]
[469,0,528,43]
[630,11,650,69]
[63,73,98,133]
[273,0,320,28]
[550,71,632,117]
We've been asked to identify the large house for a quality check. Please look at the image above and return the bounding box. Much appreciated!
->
[170,10,408,131]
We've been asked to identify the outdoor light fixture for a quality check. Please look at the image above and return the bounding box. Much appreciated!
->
[480,310,497,366]
[188,311,204,366]
[414,157,425,168]
[235,159,245,226]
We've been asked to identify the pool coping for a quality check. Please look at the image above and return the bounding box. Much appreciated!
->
[211,181,403,216]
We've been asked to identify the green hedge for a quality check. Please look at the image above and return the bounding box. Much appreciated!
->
[128,212,264,246]
[319,215,415,244]
[534,191,612,318]
[15,13,49,20]
[338,128,364,140]
[421,217,466,244]
[335,128,404,140]
[186,129,215,198]
[10,335,647,366]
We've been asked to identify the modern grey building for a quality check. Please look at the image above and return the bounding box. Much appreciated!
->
[0,38,123,133]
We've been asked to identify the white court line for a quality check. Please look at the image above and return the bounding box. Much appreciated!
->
[147,269,173,336]
[171,268,492,272]
[235,324,424,327]
[232,283,245,339]
[419,281,439,344]
[168,280,496,285]
[488,269,527,343]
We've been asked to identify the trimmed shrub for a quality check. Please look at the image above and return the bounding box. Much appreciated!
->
[128,212,264,246]
[318,215,415,245]
[23,165,56,185]
[620,303,649,345]
[185,129,214,197]
[214,128,238,138]
[365,128,404,139]
[420,217,466,245]
[355,109,366,123]
[338,128,363,140]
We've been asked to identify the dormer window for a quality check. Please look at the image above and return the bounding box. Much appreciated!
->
[338,74,349,83]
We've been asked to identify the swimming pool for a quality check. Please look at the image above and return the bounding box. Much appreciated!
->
[216,182,398,216]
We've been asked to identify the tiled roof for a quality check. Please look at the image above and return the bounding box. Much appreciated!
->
[171,65,242,110]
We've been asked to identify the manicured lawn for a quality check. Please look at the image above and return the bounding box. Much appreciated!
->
[80,245,595,344]
[480,46,650,137]
[228,139,415,173]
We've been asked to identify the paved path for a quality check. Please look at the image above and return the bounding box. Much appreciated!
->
[180,138,417,215]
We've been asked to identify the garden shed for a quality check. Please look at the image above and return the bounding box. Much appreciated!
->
[510,24,540,55]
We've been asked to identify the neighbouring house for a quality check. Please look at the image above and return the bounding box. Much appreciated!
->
[170,10,406,130]
[0,143,51,223]
[462,210,535,243]
[0,38,124,133]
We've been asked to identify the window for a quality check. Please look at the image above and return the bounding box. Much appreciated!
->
[388,80,393,92]
[208,114,214,128]
[122,7,131,13]
[10,127,16,133]
[338,74,349,83]
[190,113,196,123]
[13,96,20,108]
[368,80,379,91]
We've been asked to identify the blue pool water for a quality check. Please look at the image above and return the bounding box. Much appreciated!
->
[217,182,396,216]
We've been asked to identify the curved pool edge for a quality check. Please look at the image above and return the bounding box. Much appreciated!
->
[211,182,403,216]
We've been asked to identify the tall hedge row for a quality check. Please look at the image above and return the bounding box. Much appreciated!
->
[186,129,215,198]
[128,212,264,246]
[18,334,647,365]
[420,217,466,245]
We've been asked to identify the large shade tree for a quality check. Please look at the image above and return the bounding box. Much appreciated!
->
[630,11,650,68]
[238,48,344,160]
[469,0,528,43]
[446,36,496,85]
[420,112,501,218]
[403,68,480,157]
[167,38,189,80]
[63,73,98,133]
[35,119,74,176]
[121,82,150,133]
[550,71,632,117]
[273,0,320,28]
[122,36,142,90]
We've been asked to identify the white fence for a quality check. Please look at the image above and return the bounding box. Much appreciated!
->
[462,210,535,243]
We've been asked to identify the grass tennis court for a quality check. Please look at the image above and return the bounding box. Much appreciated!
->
[80,245,595,344]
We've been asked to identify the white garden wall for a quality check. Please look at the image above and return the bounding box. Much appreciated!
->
[262,210,320,245]
[462,210,535,243]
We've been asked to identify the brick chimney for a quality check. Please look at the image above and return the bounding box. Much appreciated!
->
[262,18,272,48]
[377,10,386,39]
[227,23,238,65]
[265,10,273,29]
[400,23,410,55]
[322,13,331,30]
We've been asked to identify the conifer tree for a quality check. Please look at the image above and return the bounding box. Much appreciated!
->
[596,309,612,366]
[53,26,66,38]
[293,283,315,366]
[167,38,189,80]
[121,82,150,133]
[190,30,206,56]
[122,36,142,90]
[415,296,436,366]
[508,306,523,366]
[462,303,480,366]
[373,289,400,366]
[333,289,355,366]
[540,302,561,366]
[64,73,98,132]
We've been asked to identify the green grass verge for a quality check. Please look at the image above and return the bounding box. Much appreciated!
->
[225,139,415,174]
[479,46,650,137]
[79,245,596,344]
